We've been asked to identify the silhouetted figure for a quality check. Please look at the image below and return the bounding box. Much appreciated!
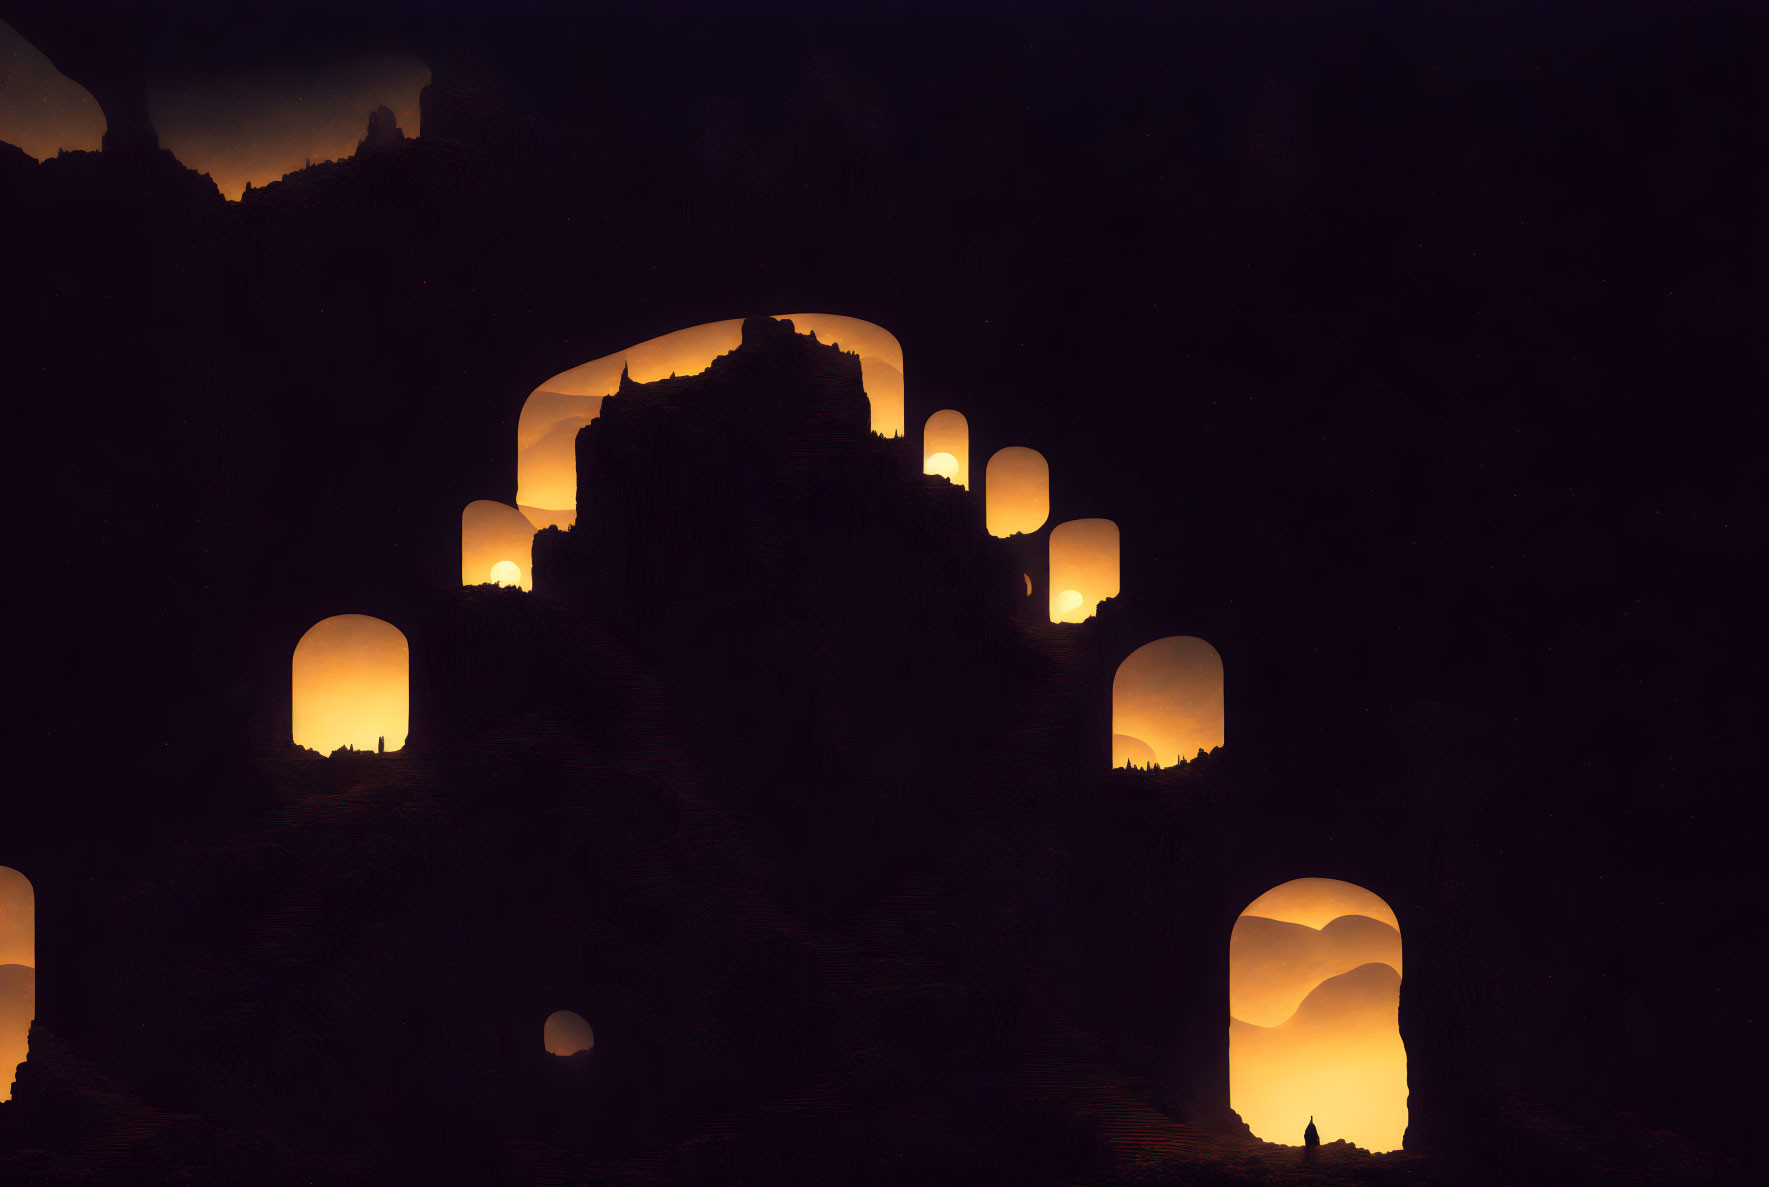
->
[1303,1116,1320,1161]
[378,736,385,754]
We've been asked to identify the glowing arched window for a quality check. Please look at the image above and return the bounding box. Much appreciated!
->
[1230,878,1406,1152]
[291,615,409,754]
[461,500,536,590]
[1111,636,1223,768]
[543,1010,595,1056]
[985,447,1049,538]
[1048,519,1119,622]
[922,409,969,487]
[0,866,33,1102]
[778,314,905,438]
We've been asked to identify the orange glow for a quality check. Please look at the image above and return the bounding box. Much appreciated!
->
[1112,733,1158,767]
[0,866,33,1103]
[0,21,105,159]
[1111,636,1223,767]
[520,315,902,526]
[1048,519,1119,622]
[985,447,1050,537]
[922,410,969,487]
[1231,879,1407,1153]
[776,314,905,437]
[461,500,535,590]
[147,55,430,200]
[543,1010,594,1056]
[291,614,409,754]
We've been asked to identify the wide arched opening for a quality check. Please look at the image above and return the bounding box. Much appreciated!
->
[922,409,969,487]
[291,614,409,754]
[1048,518,1119,622]
[461,500,536,590]
[1230,878,1407,1152]
[543,1009,595,1057]
[985,447,1050,538]
[0,866,33,1102]
[1111,636,1223,768]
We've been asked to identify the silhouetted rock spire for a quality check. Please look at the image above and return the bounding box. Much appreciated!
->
[1304,1116,1320,1161]
[356,105,405,153]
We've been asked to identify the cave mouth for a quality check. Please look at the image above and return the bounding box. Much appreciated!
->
[1229,877,1407,1153]
[543,1009,594,1057]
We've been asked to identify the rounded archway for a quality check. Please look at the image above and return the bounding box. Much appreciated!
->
[543,1009,595,1056]
[1111,636,1223,767]
[461,500,536,590]
[985,447,1050,538]
[1230,878,1407,1152]
[1048,519,1119,622]
[291,614,409,754]
[922,409,970,487]
[0,866,34,1102]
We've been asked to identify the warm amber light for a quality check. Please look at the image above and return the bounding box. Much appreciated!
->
[1111,636,1223,767]
[1112,733,1157,767]
[777,314,906,437]
[291,614,409,754]
[462,500,535,590]
[520,315,902,526]
[543,1010,594,1056]
[1231,878,1407,1153]
[0,866,33,1104]
[147,55,430,200]
[0,20,105,159]
[922,410,970,487]
[1048,518,1120,622]
[985,447,1050,537]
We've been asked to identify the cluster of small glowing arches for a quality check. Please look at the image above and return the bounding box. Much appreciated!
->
[1230,878,1407,1153]
[517,315,904,530]
[543,1010,595,1056]
[291,615,409,754]
[1111,636,1223,768]
[0,865,33,1103]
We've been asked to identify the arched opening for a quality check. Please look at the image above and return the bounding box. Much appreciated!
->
[461,500,536,590]
[1230,878,1407,1152]
[291,614,409,754]
[519,316,903,527]
[1048,518,1119,622]
[1111,636,1223,767]
[922,409,969,487]
[777,314,905,438]
[985,447,1050,538]
[0,866,33,1102]
[543,1010,594,1056]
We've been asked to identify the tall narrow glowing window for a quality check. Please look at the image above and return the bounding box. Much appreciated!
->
[461,500,536,590]
[922,410,969,487]
[1111,636,1223,767]
[1230,878,1407,1153]
[985,447,1050,538]
[0,866,33,1103]
[291,615,409,754]
[777,314,905,437]
[1048,519,1119,622]
[543,1010,595,1056]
